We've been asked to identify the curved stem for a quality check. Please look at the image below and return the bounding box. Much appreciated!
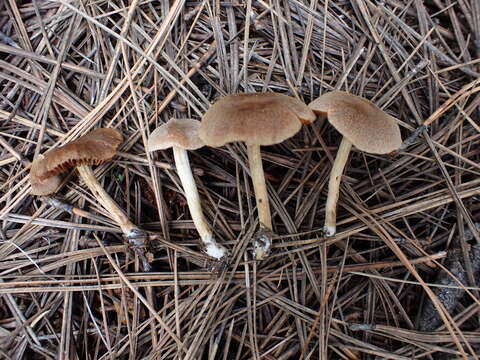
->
[173,147,226,260]
[247,144,272,230]
[77,165,138,236]
[324,137,352,236]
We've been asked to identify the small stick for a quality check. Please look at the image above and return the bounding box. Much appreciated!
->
[41,196,107,223]
[396,81,480,152]
[396,125,428,152]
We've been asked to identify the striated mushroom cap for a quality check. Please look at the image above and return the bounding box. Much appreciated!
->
[309,91,402,154]
[199,92,316,147]
[29,128,123,195]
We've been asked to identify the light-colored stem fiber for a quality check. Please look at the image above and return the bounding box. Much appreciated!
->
[77,165,137,236]
[247,144,272,230]
[324,137,352,236]
[173,147,226,259]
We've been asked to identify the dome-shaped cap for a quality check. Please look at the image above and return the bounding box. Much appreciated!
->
[309,91,402,154]
[29,128,122,195]
[199,92,316,147]
[147,118,204,151]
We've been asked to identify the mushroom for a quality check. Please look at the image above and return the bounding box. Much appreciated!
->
[147,118,228,262]
[198,92,316,260]
[308,91,402,236]
[29,128,151,268]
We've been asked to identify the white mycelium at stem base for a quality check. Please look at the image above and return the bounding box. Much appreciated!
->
[172,146,227,260]
[324,137,352,237]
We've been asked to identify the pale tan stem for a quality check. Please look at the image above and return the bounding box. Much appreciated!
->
[77,165,137,236]
[172,147,226,260]
[247,144,272,230]
[324,137,352,236]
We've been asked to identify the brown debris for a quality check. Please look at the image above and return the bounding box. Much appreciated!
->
[418,245,480,331]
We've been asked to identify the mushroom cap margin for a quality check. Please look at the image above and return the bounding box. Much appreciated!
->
[147,118,205,152]
[29,128,123,195]
[309,91,402,154]
[199,92,316,147]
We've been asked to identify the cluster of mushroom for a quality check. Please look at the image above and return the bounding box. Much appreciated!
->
[29,91,401,269]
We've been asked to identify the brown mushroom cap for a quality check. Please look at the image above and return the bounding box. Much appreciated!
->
[30,157,62,196]
[147,118,204,152]
[29,128,122,195]
[198,92,316,147]
[308,91,402,154]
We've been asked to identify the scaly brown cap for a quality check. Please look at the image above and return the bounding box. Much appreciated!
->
[309,91,402,154]
[147,119,204,152]
[198,92,316,147]
[29,128,123,195]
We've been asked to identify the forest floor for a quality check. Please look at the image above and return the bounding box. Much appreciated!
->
[0,1,479,359]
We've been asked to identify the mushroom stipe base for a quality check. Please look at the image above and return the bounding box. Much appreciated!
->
[253,227,275,261]
[124,228,153,271]
[41,195,154,271]
[206,256,229,273]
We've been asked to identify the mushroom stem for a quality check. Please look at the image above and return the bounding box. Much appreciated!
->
[76,165,139,236]
[172,147,227,260]
[247,144,274,260]
[247,144,272,230]
[324,137,352,236]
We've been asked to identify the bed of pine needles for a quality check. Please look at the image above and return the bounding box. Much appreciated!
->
[1,1,480,359]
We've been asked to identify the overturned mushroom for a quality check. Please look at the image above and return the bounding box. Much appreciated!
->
[309,91,402,236]
[29,128,151,269]
[30,129,120,196]
[147,118,228,262]
[198,92,316,260]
